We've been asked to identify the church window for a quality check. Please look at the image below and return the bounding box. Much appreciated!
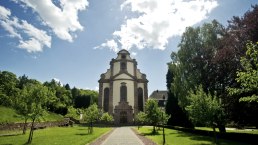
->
[104,88,109,112]
[120,83,127,102]
[138,88,143,111]
[121,54,126,59]
[121,62,127,71]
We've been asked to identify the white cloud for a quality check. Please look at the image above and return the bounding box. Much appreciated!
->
[94,86,99,91]
[94,39,119,52]
[131,52,137,58]
[0,5,11,19]
[18,38,43,52]
[100,0,218,52]
[85,86,99,91]
[53,78,63,86]
[0,5,51,52]
[20,0,89,42]
[1,0,88,53]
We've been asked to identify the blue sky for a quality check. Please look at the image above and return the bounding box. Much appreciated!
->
[0,0,257,94]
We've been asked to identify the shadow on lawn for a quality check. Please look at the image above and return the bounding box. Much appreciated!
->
[174,130,246,145]
[0,133,23,137]
[75,133,91,136]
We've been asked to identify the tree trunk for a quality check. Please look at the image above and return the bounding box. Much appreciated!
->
[27,118,35,144]
[218,124,226,133]
[22,118,28,134]
[153,125,156,134]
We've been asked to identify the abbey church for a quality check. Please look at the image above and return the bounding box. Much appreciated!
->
[98,49,148,124]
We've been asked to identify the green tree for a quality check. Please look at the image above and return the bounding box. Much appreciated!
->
[135,111,147,129]
[0,71,19,106]
[65,106,80,120]
[83,104,101,134]
[166,63,194,128]
[100,112,114,124]
[186,86,225,135]
[144,100,163,133]
[18,82,53,144]
[44,79,72,115]
[228,42,258,103]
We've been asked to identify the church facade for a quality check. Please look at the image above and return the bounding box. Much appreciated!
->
[98,49,148,124]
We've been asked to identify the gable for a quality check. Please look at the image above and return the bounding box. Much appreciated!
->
[114,73,134,80]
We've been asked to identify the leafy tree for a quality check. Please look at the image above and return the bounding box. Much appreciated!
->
[144,100,164,133]
[74,89,98,108]
[83,104,101,134]
[227,42,258,128]
[65,106,80,120]
[100,112,114,124]
[166,63,194,128]
[18,82,53,144]
[186,86,225,133]
[44,79,72,115]
[64,83,71,90]
[0,71,19,106]
[228,42,258,103]
[135,111,147,129]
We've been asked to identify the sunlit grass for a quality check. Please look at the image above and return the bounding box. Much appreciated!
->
[136,126,250,145]
[0,106,64,123]
[0,125,112,145]
[195,127,258,134]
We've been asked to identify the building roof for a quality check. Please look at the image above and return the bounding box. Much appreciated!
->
[149,90,168,100]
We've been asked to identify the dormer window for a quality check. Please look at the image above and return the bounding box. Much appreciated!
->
[121,54,126,59]
[121,62,127,71]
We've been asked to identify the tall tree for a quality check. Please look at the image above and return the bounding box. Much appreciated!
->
[166,63,193,128]
[19,82,53,144]
[227,42,258,128]
[228,42,258,103]
[216,5,258,126]
[171,20,226,110]
[0,71,19,106]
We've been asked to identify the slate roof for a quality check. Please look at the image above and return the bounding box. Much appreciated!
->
[149,90,168,100]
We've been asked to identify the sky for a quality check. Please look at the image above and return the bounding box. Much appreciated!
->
[0,0,257,94]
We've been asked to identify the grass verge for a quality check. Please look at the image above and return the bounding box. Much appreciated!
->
[0,125,111,145]
[195,127,258,134]
[0,106,63,123]
[136,126,250,145]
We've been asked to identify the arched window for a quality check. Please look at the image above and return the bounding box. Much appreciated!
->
[104,88,109,112]
[138,88,143,111]
[120,83,127,102]
[120,62,127,71]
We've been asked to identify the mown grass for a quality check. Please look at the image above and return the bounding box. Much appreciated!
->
[0,125,111,145]
[195,127,258,134]
[136,126,250,145]
[0,106,63,123]
[0,106,23,123]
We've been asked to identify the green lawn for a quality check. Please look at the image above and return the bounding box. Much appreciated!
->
[0,106,23,123]
[0,106,63,123]
[0,125,111,145]
[136,126,250,145]
[195,127,258,134]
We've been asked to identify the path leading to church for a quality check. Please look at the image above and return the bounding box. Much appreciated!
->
[100,127,144,145]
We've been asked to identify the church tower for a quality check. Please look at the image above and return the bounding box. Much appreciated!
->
[98,49,148,124]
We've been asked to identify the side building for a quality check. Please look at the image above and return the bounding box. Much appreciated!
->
[149,90,168,109]
[98,49,148,125]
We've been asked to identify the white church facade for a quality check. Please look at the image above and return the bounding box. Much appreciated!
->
[98,49,148,124]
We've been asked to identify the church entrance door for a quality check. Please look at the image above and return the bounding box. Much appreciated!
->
[120,111,127,124]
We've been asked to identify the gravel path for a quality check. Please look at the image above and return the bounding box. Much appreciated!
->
[89,127,157,145]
